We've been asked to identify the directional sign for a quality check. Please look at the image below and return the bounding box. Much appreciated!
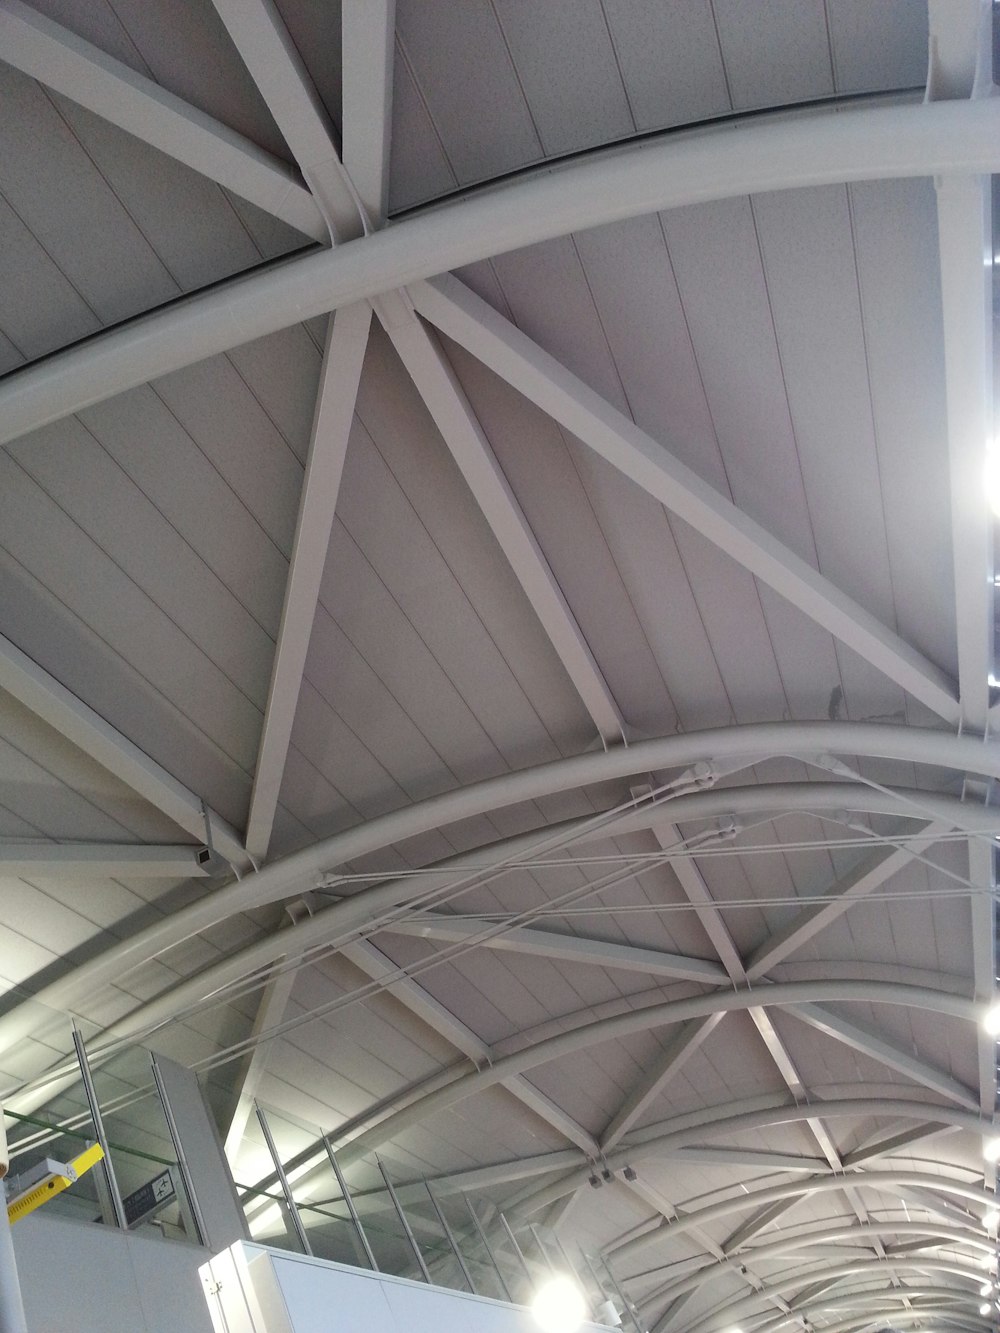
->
[123,1168,175,1227]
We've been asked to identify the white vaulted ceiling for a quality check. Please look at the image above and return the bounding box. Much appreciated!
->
[1,1,999,1331]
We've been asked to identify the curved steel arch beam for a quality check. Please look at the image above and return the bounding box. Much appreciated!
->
[2,725,994,1052]
[624,1221,991,1309]
[2,98,999,445]
[723,1296,984,1333]
[669,1260,987,1333]
[731,1303,988,1333]
[516,1098,995,1217]
[334,987,982,1164]
[610,1171,997,1264]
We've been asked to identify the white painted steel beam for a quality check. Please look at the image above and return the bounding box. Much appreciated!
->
[342,938,599,1156]
[0,630,248,867]
[843,1122,957,1167]
[890,1185,978,1230]
[341,0,395,225]
[209,0,362,239]
[628,1221,990,1308]
[381,914,728,984]
[721,1197,802,1253]
[2,723,996,1054]
[610,1171,997,1262]
[341,937,489,1063]
[744,826,947,979]
[656,823,745,979]
[667,1259,986,1333]
[660,1146,828,1172]
[4,98,1000,445]
[652,819,846,1176]
[414,275,961,722]
[788,1002,980,1109]
[721,1302,988,1333]
[378,290,625,746]
[929,0,993,736]
[938,172,994,734]
[716,1297,985,1333]
[600,1015,724,1151]
[223,960,297,1158]
[0,0,326,242]
[245,302,372,861]
[504,1095,996,1219]
[335,985,984,1165]
[0,842,210,877]
[968,839,997,1190]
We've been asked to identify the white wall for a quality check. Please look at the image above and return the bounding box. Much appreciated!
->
[12,1213,214,1333]
[202,1243,614,1333]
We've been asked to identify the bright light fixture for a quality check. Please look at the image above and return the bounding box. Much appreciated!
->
[986,447,1000,518]
[981,1303,992,1317]
[531,1275,588,1333]
[987,1211,1000,1230]
[983,1005,1000,1037]
[981,1281,994,1296]
[984,1138,1000,1163]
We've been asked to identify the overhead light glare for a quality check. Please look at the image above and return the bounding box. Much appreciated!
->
[987,1210,1000,1229]
[984,1137,1000,1163]
[986,445,1000,518]
[531,1275,587,1333]
[984,1005,1000,1037]
[982,1303,992,1316]
[982,1282,994,1296]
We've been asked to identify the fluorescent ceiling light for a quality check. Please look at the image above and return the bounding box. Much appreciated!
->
[983,1004,1000,1037]
[984,1137,1000,1163]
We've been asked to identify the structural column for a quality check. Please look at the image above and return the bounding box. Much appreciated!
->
[0,1193,28,1333]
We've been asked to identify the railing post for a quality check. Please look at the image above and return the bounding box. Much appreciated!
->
[376,1156,430,1282]
[255,1102,312,1256]
[321,1135,378,1271]
[72,1026,127,1230]
[426,1182,475,1292]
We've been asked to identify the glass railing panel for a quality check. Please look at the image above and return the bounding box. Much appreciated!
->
[341,1153,427,1281]
[237,1180,311,1252]
[398,1183,470,1292]
[84,1040,199,1244]
[478,1204,536,1305]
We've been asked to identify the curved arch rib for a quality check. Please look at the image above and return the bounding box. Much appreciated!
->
[624,1220,991,1308]
[609,1171,998,1265]
[4,725,997,1054]
[668,1259,987,1333]
[514,1097,996,1218]
[334,988,983,1166]
[2,99,1000,445]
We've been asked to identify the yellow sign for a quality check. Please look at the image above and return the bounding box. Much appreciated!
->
[7,1142,105,1225]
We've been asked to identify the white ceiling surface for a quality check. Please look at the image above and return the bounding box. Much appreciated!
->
[1,1,998,1331]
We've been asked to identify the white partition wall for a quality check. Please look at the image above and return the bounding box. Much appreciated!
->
[201,1242,613,1333]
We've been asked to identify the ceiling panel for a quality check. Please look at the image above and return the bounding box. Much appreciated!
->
[395,0,541,186]
[713,0,834,107]
[0,2,989,1323]
[491,0,634,156]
